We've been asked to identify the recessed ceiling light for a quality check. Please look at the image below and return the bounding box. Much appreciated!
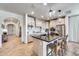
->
[49,9,52,12]
[41,16,44,18]
[49,12,52,17]
[43,3,47,6]
[31,11,34,15]
[49,9,52,17]
[53,10,55,14]
[58,18,62,23]
[58,10,61,12]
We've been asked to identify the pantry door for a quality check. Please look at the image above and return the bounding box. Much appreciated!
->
[7,24,15,35]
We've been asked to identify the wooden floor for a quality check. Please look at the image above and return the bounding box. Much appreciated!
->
[0,35,79,56]
[65,42,79,56]
[0,35,33,56]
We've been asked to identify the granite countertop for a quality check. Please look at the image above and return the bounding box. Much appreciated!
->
[31,34,61,42]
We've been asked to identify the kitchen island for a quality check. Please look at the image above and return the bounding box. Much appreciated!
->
[32,34,64,56]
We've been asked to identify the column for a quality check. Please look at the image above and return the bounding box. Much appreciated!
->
[42,41,48,56]
[0,24,2,48]
[21,14,27,43]
[65,16,69,41]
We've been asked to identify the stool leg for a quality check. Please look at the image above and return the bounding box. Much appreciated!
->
[46,45,48,56]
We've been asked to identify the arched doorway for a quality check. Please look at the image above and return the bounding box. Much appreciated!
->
[7,24,15,35]
[1,17,23,49]
[3,17,20,36]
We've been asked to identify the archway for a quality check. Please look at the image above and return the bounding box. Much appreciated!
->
[3,17,20,36]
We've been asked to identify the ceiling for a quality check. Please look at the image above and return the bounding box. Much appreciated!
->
[0,3,79,20]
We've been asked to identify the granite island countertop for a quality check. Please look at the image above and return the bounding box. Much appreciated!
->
[31,34,61,42]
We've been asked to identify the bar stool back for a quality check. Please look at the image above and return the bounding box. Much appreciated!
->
[47,40,57,56]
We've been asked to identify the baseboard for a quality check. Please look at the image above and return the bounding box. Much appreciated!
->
[68,40,79,44]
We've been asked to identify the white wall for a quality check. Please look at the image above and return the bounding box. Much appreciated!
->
[68,7,79,16]
[0,10,23,22]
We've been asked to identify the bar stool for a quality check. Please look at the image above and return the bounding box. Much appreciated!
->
[61,35,68,55]
[47,40,57,56]
[47,35,68,56]
[47,39,63,56]
[56,39,63,56]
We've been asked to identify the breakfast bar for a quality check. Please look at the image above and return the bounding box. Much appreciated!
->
[32,34,66,56]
